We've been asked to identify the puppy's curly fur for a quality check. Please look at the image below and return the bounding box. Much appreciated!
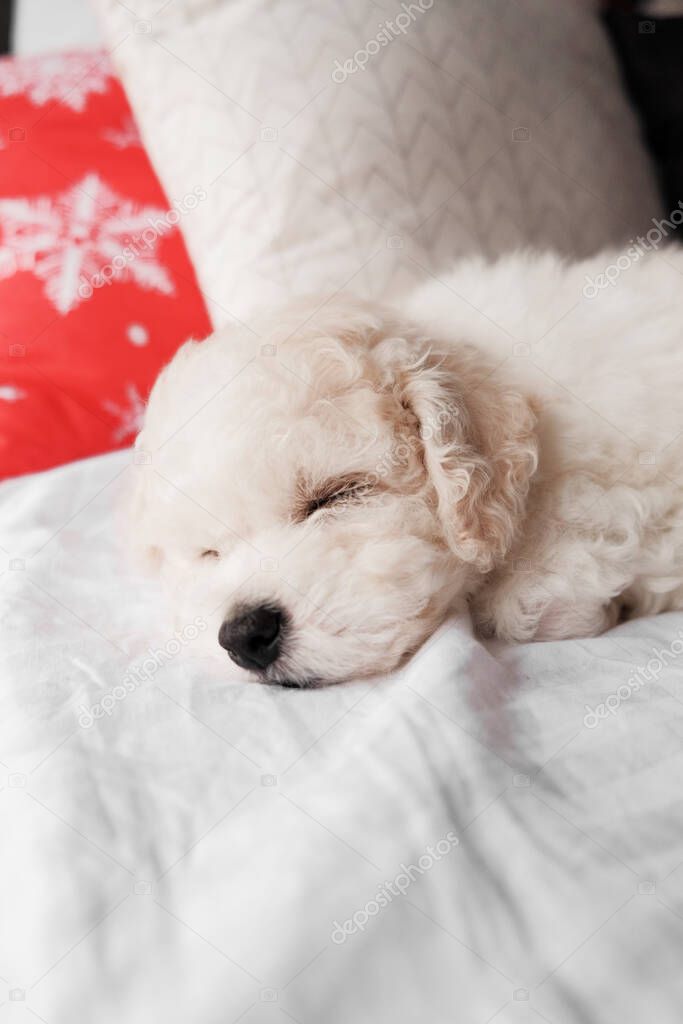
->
[134,250,683,685]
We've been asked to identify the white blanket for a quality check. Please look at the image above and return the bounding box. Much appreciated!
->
[2,449,682,1022]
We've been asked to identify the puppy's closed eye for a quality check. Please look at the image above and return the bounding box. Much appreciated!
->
[298,476,370,521]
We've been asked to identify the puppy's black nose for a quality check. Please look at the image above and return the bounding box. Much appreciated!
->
[218,604,284,671]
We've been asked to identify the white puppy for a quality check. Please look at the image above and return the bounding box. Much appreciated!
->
[133,249,683,686]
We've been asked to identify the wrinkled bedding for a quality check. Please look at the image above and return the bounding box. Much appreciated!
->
[2,449,682,1023]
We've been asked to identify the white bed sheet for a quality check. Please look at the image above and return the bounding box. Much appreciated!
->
[1,449,682,1023]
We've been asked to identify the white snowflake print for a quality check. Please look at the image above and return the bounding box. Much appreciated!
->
[0,385,26,402]
[102,115,142,150]
[0,173,176,314]
[0,53,112,112]
[103,384,146,443]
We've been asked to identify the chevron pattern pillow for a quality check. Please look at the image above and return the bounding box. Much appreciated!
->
[94,0,660,327]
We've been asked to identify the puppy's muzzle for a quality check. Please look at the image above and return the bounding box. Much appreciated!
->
[218,604,284,672]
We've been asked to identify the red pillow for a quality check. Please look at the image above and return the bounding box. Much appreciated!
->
[0,51,212,480]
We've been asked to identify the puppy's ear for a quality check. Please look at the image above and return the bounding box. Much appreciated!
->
[376,337,538,573]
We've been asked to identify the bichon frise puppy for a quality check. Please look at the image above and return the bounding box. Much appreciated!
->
[133,250,683,686]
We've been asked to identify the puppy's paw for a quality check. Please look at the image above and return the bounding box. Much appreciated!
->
[470,577,548,642]
[471,578,619,643]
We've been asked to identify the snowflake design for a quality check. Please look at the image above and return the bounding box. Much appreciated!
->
[103,384,146,443]
[0,173,176,314]
[0,53,112,112]
[102,116,142,150]
[0,385,26,402]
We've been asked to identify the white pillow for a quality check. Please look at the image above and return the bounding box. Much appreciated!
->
[93,0,659,327]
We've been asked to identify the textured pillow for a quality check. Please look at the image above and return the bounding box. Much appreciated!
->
[0,51,211,479]
[93,0,660,327]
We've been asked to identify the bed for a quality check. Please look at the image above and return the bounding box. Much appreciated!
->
[3,448,683,1022]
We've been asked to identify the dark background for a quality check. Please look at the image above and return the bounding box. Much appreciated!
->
[0,0,12,55]
[603,1,683,213]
